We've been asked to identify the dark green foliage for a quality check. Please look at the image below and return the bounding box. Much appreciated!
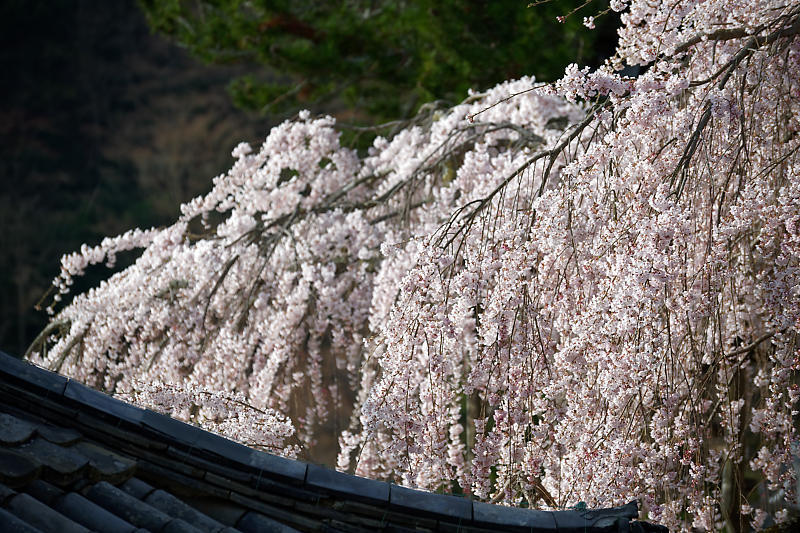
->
[139,0,619,121]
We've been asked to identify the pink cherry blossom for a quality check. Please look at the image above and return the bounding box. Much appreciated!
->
[30,1,800,530]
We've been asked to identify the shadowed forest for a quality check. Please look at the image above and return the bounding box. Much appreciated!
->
[1,1,264,354]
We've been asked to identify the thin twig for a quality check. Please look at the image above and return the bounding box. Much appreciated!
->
[467,84,549,123]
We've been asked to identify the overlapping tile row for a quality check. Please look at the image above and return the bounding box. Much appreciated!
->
[0,351,667,532]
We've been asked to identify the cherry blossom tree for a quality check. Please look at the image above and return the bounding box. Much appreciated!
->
[29,0,800,530]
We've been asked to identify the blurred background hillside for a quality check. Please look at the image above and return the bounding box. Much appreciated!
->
[0,0,618,356]
[0,0,266,355]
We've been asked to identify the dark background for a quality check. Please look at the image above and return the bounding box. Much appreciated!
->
[0,0,267,356]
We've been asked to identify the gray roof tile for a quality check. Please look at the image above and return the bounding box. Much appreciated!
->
[294,499,386,530]
[0,482,17,503]
[552,509,603,533]
[53,492,139,533]
[142,410,206,446]
[437,521,499,533]
[331,499,436,530]
[228,492,323,531]
[35,424,81,446]
[204,471,316,508]
[144,489,232,533]
[237,511,303,533]
[0,507,44,533]
[64,380,145,426]
[120,477,156,500]
[169,446,253,485]
[0,449,41,488]
[14,438,88,485]
[584,501,639,521]
[6,493,89,533]
[134,446,208,479]
[390,484,472,521]
[0,414,37,446]
[72,440,136,484]
[473,500,557,529]
[85,480,173,531]
[0,349,667,533]
[0,356,68,395]
[550,501,640,533]
[181,496,248,527]
[306,463,390,503]
[136,458,232,500]
[23,479,64,505]
[161,518,207,533]
[247,447,307,483]
[75,410,166,450]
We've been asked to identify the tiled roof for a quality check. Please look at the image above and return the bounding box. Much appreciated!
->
[0,350,668,532]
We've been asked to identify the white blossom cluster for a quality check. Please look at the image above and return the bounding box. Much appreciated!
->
[31,1,800,530]
[120,381,298,456]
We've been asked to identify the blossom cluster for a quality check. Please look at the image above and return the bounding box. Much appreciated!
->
[120,380,299,456]
[31,1,800,530]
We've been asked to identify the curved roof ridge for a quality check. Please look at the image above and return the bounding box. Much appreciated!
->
[0,350,668,532]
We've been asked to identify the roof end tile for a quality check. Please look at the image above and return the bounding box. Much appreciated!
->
[389,484,472,521]
[305,463,390,504]
[64,381,145,426]
[0,351,68,395]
